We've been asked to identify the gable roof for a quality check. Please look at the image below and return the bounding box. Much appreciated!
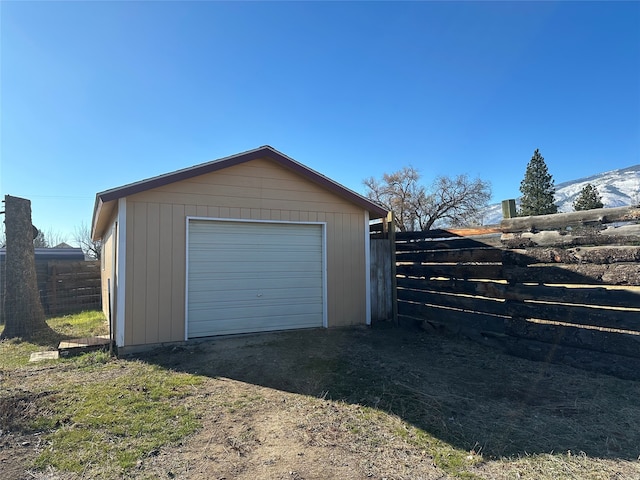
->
[92,145,387,239]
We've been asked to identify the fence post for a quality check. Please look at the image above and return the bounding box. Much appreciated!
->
[387,211,398,325]
[502,199,517,219]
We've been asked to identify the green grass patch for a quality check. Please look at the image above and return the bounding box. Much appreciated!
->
[32,362,203,475]
[47,310,109,337]
[393,423,483,479]
[0,311,109,369]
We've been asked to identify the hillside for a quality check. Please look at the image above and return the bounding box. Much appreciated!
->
[482,164,640,225]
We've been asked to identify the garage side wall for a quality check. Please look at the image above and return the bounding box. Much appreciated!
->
[100,213,117,332]
[122,158,367,347]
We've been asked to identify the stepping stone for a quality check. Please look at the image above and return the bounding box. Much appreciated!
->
[58,335,112,356]
[29,351,59,362]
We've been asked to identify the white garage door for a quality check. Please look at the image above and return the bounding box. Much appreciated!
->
[187,220,325,338]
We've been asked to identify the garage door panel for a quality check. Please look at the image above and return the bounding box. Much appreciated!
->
[187,220,324,338]
[189,302,323,322]
[189,315,322,337]
[191,287,322,305]
[189,259,322,273]
[188,273,322,289]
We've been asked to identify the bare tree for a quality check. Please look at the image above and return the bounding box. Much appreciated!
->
[32,227,67,248]
[364,168,491,231]
[33,228,48,247]
[74,222,102,260]
[1,195,54,339]
[364,166,425,231]
[415,175,492,230]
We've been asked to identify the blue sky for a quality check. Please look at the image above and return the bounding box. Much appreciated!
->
[2,1,639,242]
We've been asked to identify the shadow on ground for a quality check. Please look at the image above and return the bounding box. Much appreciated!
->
[141,322,640,461]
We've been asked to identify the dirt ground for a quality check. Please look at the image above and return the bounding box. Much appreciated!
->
[3,322,640,479]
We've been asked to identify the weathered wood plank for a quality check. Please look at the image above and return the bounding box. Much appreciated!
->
[396,229,464,240]
[397,301,506,334]
[396,263,504,280]
[506,300,640,331]
[397,235,503,249]
[505,317,640,358]
[501,226,640,248]
[501,205,640,233]
[396,248,503,263]
[370,238,393,322]
[398,288,509,316]
[502,246,640,266]
[503,264,640,285]
[396,277,640,308]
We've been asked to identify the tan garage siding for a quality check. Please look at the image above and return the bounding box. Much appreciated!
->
[100,216,116,322]
[121,158,368,347]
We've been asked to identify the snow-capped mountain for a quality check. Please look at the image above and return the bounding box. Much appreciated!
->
[482,164,640,225]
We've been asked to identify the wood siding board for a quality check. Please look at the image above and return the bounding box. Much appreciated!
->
[158,203,173,342]
[130,202,147,344]
[145,203,160,344]
[172,204,186,341]
[335,213,346,326]
[196,205,207,217]
[128,190,361,215]
[325,213,337,326]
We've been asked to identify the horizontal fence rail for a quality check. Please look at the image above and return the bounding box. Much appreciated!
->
[394,208,640,379]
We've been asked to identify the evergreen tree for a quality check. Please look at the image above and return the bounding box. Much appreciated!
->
[519,149,558,216]
[573,183,604,211]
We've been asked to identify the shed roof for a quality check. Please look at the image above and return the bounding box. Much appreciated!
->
[92,145,387,240]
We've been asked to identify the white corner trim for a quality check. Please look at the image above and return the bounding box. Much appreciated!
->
[115,198,127,347]
[364,211,371,326]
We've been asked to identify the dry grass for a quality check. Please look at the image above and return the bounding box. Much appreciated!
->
[1,314,640,479]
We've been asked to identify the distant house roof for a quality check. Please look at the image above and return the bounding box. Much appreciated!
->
[0,247,85,262]
[92,145,387,240]
[54,242,74,249]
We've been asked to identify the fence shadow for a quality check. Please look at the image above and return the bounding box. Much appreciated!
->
[141,323,640,461]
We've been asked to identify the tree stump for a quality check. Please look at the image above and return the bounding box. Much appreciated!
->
[1,195,54,339]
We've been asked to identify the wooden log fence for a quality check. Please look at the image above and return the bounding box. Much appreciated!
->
[393,206,640,379]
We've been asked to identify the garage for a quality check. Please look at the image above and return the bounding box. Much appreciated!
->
[91,145,388,352]
[187,219,325,337]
